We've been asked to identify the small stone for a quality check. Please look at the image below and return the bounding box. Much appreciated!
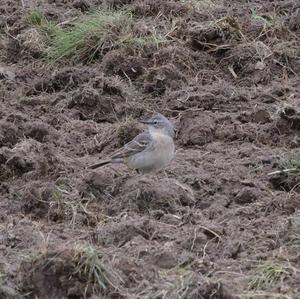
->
[261,156,272,164]
[252,109,271,124]
[0,66,15,81]
[152,250,177,269]
[235,187,258,204]
[255,61,266,70]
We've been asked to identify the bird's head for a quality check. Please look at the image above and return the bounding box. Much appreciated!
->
[140,113,175,138]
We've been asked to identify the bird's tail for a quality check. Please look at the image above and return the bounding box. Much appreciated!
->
[88,160,111,169]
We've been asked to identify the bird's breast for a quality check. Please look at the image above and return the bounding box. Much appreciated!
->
[152,133,175,164]
[127,132,175,173]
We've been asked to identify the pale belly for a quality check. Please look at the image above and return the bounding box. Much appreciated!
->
[127,134,175,173]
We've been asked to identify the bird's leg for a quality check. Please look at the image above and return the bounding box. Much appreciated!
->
[115,168,124,177]
[162,169,171,184]
[126,168,139,178]
[135,169,147,181]
[163,170,168,178]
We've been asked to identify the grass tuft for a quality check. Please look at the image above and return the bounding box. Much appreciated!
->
[281,156,300,174]
[22,243,122,297]
[72,243,122,294]
[48,10,131,63]
[268,154,300,176]
[26,9,58,37]
[26,9,46,26]
[250,8,273,25]
[43,10,168,63]
[249,260,288,291]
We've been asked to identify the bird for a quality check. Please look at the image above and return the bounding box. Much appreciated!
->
[88,113,175,174]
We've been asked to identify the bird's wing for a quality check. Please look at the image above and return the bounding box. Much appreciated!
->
[111,131,154,160]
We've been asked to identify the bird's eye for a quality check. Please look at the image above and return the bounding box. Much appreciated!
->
[153,120,158,125]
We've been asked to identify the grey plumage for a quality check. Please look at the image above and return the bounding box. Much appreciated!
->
[88,113,175,173]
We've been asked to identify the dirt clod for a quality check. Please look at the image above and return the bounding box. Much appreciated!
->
[234,187,259,204]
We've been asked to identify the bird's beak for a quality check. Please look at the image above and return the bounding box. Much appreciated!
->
[139,119,152,125]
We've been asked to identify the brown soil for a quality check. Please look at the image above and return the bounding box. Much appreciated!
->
[0,0,299,298]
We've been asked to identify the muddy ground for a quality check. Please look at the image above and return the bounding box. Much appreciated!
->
[0,0,299,298]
